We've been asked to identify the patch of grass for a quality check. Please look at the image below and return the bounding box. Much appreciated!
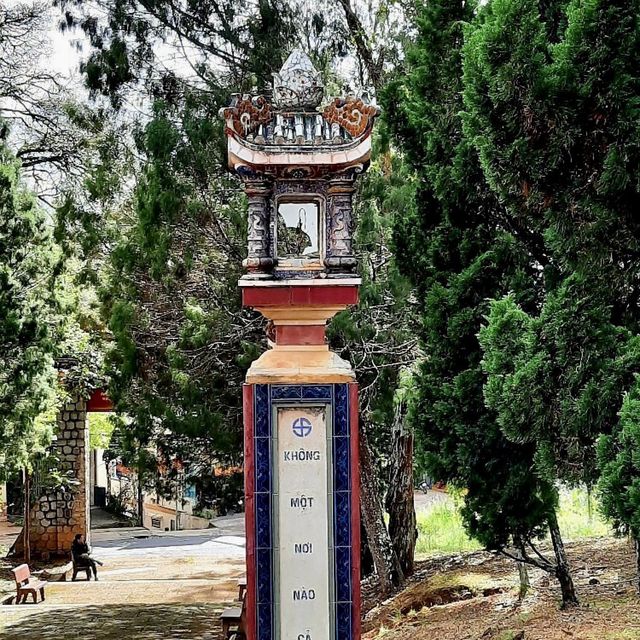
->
[415,503,482,557]
[415,487,610,557]
[556,488,609,540]
[588,594,637,612]
[496,632,522,640]
[603,632,640,640]
[428,570,505,593]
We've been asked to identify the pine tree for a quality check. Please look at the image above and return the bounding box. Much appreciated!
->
[0,143,62,477]
[463,0,640,601]
[384,0,580,606]
[103,95,256,502]
[463,0,640,493]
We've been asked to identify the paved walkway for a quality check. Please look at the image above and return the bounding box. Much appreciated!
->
[89,506,132,529]
[1,516,246,639]
[0,520,21,555]
[1,603,225,639]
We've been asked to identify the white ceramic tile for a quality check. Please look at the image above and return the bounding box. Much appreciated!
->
[277,406,331,640]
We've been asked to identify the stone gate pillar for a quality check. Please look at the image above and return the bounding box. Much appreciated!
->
[27,395,90,559]
[221,48,379,640]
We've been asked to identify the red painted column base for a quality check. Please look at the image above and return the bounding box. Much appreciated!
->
[244,384,257,640]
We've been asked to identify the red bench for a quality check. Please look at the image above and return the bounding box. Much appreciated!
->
[11,564,46,604]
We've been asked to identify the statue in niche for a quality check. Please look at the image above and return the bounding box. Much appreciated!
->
[277,204,318,258]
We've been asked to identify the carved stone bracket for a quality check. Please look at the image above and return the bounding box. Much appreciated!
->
[325,176,357,274]
[243,176,275,277]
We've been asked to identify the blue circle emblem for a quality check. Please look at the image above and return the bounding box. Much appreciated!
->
[292,417,313,438]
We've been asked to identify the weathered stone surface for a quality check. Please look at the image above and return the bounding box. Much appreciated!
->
[27,394,90,559]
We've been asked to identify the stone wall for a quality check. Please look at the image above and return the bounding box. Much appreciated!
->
[27,396,90,559]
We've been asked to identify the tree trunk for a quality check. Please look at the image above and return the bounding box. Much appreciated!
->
[137,478,144,527]
[517,560,530,600]
[513,539,530,600]
[359,423,404,594]
[548,511,578,607]
[23,468,30,564]
[385,398,417,578]
[635,536,640,595]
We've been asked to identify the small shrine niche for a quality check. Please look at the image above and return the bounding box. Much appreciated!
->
[225,50,378,640]
[220,48,379,280]
[277,201,320,259]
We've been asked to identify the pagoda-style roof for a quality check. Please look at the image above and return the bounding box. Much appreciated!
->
[220,49,379,177]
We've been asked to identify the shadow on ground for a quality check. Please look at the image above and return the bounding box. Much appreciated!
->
[1,603,227,640]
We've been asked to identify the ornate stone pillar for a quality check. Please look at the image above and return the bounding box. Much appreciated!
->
[325,175,357,274]
[222,47,379,640]
[243,176,275,276]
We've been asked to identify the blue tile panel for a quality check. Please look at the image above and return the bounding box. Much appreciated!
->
[254,384,272,640]
[331,383,354,640]
[252,383,354,640]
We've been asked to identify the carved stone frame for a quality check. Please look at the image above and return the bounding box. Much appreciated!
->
[273,191,326,273]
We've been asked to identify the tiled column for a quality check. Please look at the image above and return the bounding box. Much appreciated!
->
[245,383,360,640]
[241,281,361,640]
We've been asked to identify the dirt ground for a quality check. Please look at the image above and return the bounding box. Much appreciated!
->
[363,537,640,640]
[3,523,639,640]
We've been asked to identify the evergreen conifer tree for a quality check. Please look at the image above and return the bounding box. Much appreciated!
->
[464,0,640,596]
[384,0,579,606]
[0,143,62,477]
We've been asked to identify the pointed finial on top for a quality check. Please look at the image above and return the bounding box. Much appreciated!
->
[273,48,324,109]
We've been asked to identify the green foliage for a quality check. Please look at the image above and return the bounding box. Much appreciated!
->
[98,91,262,501]
[598,379,640,539]
[384,0,556,558]
[194,470,244,517]
[89,413,116,450]
[558,488,609,540]
[465,0,640,511]
[463,0,640,305]
[481,280,640,485]
[0,145,64,478]
[416,502,482,557]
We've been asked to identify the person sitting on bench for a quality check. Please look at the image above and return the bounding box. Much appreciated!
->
[71,533,103,581]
